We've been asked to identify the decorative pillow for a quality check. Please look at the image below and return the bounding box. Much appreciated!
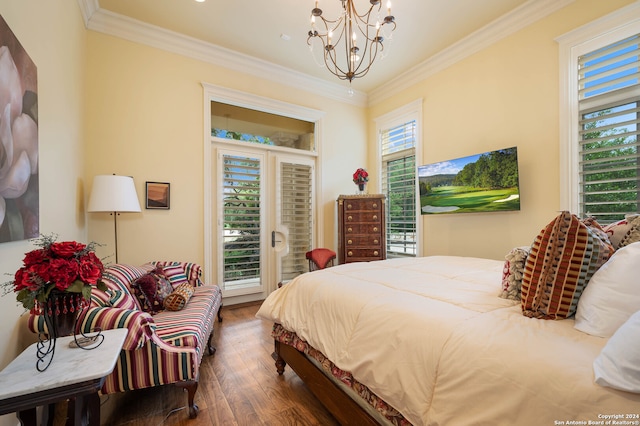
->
[101,264,153,310]
[164,282,194,311]
[520,211,614,319]
[593,309,640,393]
[603,214,640,250]
[499,246,530,301]
[130,273,173,314]
[151,261,203,287]
[574,241,640,337]
[155,273,174,296]
[161,264,189,289]
[580,216,613,246]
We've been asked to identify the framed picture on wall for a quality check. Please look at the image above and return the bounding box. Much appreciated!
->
[145,182,170,209]
[0,15,39,242]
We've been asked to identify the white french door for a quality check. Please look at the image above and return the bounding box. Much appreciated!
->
[214,144,315,300]
[274,154,315,285]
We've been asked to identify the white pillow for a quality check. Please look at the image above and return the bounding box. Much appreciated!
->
[593,310,640,393]
[574,241,640,337]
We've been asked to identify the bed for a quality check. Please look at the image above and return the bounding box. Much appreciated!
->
[257,232,640,425]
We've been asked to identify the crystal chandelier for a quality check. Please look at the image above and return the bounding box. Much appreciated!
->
[308,0,396,83]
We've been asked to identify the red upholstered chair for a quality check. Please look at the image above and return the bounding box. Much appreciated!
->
[305,248,337,271]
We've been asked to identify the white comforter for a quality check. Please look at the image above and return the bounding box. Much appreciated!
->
[257,256,640,425]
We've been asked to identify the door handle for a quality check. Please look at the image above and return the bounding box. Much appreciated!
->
[272,231,283,248]
[272,229,288,255]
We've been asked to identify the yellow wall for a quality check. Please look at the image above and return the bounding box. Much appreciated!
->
[368,0,635,260]
[83,33,368,267]
[0,1,88,425]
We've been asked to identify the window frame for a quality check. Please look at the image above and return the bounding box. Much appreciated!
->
[375,99,423,258]
[557,3,640,214]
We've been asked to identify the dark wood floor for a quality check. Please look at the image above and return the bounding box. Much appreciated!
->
[100,303,339,426]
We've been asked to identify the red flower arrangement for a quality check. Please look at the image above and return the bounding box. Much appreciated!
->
[352,168,369,185]
[4,234,107,311]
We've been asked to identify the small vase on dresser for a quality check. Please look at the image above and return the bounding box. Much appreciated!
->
[337,194,386,264]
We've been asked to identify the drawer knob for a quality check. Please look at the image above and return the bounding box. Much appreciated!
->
[347,239,353,245]
[374,239,379,244]
[373,203,377,208]
[373,215,377,220]
[347,227,353,232]
[348,251,353,256]
[348,215,353,221]
[347,203,352,209]
[374,251,379,256]
[373,227,378,232]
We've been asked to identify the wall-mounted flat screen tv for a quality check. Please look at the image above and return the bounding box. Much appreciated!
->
[418,146,520,215]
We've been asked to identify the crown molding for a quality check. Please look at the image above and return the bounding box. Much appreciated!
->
[78,0,574,108]
[79,1,367,107]
[76,0,99,27]
[367,0,575,106]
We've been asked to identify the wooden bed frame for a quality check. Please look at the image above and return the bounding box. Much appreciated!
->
[273,339,381,426]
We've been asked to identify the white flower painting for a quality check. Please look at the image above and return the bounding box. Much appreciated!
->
[0,15,38,243]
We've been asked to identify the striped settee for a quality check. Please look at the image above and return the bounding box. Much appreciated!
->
[29,261,223,419]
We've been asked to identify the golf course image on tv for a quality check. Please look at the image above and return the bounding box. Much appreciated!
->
[418,146,520,215]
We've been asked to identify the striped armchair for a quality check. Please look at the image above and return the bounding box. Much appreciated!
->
[29,261,223,419]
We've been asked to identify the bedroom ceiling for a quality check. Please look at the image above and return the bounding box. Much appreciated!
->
[96,0,532,93]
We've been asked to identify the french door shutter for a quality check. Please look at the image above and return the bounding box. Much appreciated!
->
[578,34,640,222]
[221,153,262,291]
[279,162,313,281]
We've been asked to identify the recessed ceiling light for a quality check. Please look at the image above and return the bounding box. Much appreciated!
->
[195,0,205,2]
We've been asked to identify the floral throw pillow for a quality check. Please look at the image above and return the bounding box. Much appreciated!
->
[499,246,530,301]
[603,214,640,250]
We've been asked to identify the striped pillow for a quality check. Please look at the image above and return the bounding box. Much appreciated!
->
[150,261,203,287]
[101,264,154,311]
[161,265,189,289]
[521,211,614,319]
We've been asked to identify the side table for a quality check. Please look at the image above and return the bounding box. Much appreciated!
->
[0,328,127,425]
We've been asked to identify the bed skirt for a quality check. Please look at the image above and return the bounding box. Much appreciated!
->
[272,323,412,426]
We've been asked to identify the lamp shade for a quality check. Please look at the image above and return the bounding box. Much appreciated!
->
[87,175,141,213]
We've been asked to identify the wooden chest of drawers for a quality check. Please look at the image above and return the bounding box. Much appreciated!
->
[337,194,386,264]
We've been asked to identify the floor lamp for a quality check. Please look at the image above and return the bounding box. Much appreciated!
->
[87,175,141,263]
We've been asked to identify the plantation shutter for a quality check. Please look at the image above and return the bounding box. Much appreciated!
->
[222,154,261,290]
[381,120,417,257]
[578,34,640,222]
[280,162,313,281]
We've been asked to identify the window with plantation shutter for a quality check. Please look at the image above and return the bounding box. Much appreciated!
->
[222,153,262,291]
[279,162,313,281]
[577,34,640,223]
[380,119,417,257]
